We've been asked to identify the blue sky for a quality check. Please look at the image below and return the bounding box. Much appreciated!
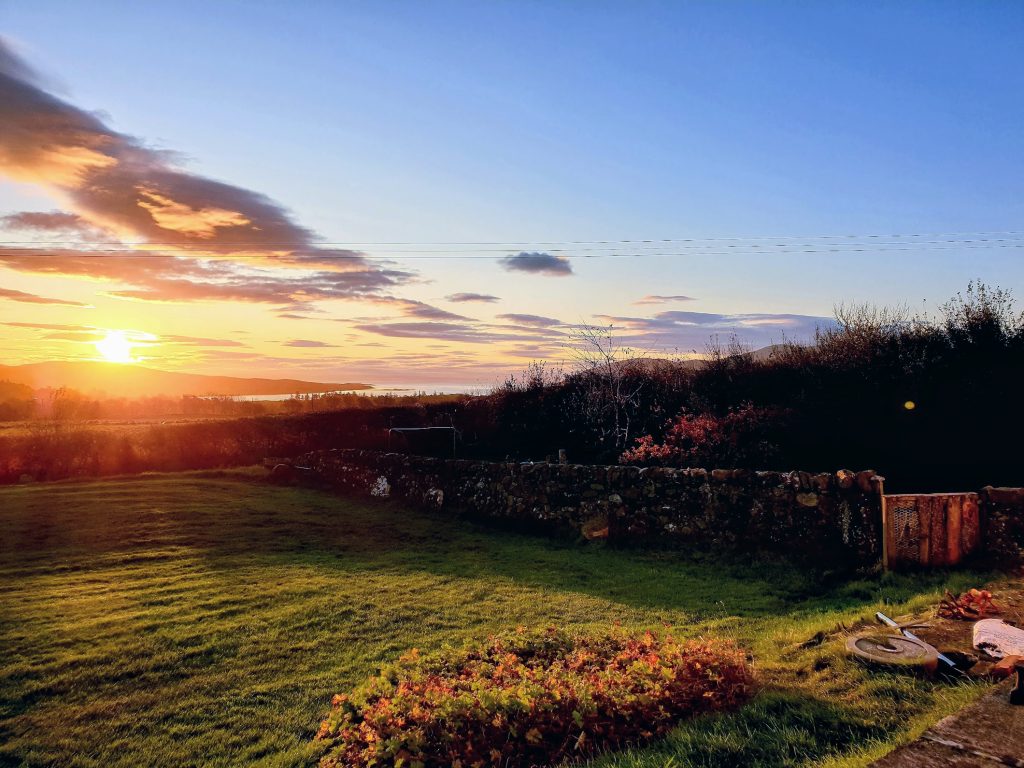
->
[1,2,1022,383]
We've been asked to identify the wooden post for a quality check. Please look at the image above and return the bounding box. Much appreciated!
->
[962,494,980,557]
[918,496,932,566]
[881,481,891,571]
[946,495,963,566]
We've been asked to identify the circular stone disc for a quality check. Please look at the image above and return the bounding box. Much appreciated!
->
[846,632,939,672]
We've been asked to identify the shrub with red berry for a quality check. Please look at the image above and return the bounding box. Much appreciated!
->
[315,627,754,768]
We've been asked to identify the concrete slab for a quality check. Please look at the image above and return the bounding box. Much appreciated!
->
[872,681,1024,767]
[874,738,1010,767]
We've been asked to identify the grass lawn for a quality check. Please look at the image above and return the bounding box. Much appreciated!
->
[0,471,1002,767]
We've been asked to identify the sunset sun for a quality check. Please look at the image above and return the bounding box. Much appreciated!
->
[95,331,136,364]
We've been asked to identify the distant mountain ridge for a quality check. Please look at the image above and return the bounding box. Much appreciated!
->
[609,345,791,373]
[0,361,372,398]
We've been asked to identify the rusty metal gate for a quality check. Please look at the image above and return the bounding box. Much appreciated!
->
[882,492,981,570]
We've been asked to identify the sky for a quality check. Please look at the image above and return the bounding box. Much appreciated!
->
[1,1,1022,387]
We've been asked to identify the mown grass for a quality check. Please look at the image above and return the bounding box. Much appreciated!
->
[0,471,1000,767]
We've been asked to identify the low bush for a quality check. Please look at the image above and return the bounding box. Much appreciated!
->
[315,627,754,768]
[620,402,784,469]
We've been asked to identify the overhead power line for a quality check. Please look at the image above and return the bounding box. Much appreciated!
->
[0,230,1022,261]
[1,242,1023,259]
[1,230,1023,249]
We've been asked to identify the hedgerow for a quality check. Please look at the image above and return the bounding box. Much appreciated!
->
[315,627,754,768]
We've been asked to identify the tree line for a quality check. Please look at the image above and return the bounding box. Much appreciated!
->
[2,282,1021,492]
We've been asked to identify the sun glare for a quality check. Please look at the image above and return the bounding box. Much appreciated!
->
[95,330,137,364]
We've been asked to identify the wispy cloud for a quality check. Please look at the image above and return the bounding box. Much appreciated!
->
[633,294,696,305]
[0,248,410,306]
[0,286,91,306]
[498,252,573,276]
[161,334,246,347]
[445,292,500,303]
[284,339,338,348]
[42,330,103,342]
[379,298,470,321]
[354,320,569,346]
[3,321,95,331]
[353,322,488,343]
[496,313,563,327]
[0,209,109,236]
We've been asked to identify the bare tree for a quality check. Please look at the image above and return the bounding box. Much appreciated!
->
[566,324,649,453]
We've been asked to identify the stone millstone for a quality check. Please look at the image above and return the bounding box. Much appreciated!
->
[846,632,939,673]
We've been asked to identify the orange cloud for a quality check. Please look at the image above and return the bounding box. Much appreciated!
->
[0,247,411,306]
[136,188,251,238]
[0,39,386,274]
[13,145,117,188]
[0,287,91,307]
[1,209,109,235]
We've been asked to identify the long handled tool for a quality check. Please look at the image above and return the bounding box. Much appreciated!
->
[876,611,961,674]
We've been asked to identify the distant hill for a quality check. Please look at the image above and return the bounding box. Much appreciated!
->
[608,345,794,373]
[0,361,372,398]
[748,344,789,362]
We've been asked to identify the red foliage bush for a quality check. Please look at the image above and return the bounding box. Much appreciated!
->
[315,627,754,768]
[620,402,784,468]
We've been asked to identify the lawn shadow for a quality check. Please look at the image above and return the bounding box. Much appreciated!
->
[586,687,892,768]
[1,475,993,622]
[233,486,992,622]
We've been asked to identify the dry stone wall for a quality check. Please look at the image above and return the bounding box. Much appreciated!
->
[295,449,886,569]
